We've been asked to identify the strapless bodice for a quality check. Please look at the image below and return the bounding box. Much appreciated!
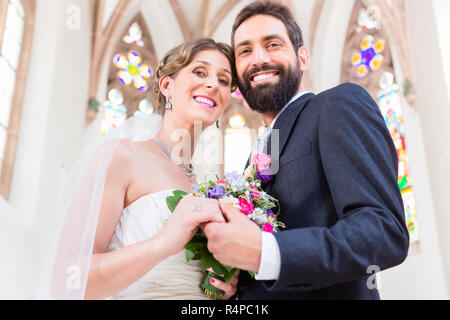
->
[106,189,208,300]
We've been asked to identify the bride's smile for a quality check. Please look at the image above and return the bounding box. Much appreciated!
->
[165,49,233,127]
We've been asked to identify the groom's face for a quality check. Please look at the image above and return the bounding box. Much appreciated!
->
[233,15,302,114]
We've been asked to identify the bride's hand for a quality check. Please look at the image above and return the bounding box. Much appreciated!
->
[158,195,225,256]
[207,269,240,300]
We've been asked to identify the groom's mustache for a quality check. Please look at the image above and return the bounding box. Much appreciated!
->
[241,64,285,85]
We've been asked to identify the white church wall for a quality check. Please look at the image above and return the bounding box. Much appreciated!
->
[291,0,317,49]
[4,0,91,296]
[396,0,450,298]
[311,0,355,93]
[312,0,448,299]
[213,0,255,44]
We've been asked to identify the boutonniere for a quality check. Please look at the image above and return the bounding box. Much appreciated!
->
[243,153,275,185]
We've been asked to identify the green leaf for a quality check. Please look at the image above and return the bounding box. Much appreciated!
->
[222,265,235,273]
[185,249,196,262]
[173,190,189,197]
[248,271,255,278]
[184,241,207,251]
[201,248,216,270]
[211,260,228,276]
[166,190,188,212]
[223,268,238,283]
[166,197,179,213]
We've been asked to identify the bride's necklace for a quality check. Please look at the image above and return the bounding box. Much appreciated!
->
[151,137,197,182]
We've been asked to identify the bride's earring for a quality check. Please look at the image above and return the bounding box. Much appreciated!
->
[216,120,220,129]
[165,99,173,111]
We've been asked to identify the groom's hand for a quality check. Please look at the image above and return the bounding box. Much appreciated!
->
[203,200,262,272]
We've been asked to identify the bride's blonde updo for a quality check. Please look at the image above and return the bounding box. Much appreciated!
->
[152,38,237,115]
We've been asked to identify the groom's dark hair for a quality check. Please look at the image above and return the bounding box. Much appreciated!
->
[231,0,304,53]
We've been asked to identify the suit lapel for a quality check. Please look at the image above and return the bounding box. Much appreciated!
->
[265,93,315,192]
[267,93,314,160]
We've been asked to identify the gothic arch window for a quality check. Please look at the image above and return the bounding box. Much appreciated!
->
[0,0,36,199]
[102,14,158,135]
[220,91,262,176]
[340,0,419,243]
[224,113,252,175]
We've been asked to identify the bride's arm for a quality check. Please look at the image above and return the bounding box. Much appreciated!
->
[85,144,224,300]
[86,231,169,300]
[84,143,157,299]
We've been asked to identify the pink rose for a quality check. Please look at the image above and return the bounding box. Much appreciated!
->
[216,180,227,185]
[251,154,272,171]
[238,198,255,215]
[263,222,274,233]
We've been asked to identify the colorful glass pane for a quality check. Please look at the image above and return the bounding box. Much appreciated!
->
[108,89,124,105]
[377,72,419,243]
[402,188,419,243]
[134,99,154,118]
[123,22,144,47]
[101,89,127,136]
[357,5,380,33]
[113,51,153,92]
[350,35,385,79]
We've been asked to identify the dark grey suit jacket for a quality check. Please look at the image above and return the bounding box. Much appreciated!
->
[236,83,409,300]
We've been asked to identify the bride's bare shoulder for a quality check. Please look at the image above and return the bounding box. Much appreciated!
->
[109,139,161,172]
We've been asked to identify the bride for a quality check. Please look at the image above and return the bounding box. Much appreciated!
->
[40,38,239,300]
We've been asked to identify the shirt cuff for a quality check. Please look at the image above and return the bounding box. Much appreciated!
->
[255,231,281,281]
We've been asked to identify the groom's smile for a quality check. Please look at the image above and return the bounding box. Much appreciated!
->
[250,71,280,86]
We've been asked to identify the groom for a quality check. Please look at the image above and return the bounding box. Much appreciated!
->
[204,0,409,299]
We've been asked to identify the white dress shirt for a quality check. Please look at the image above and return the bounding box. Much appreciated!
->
[254,91,309,281]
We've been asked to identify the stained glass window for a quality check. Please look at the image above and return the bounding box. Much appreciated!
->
[101,89,127,136]
[134,99,154,118]
[342,1,420,244]
[102,16,158,136]
[113,51,153,92]
[123,22,145,47]
[357,5,381,33]
[0,0,24,171]
[350,35,385,79]
[377,72,419,243]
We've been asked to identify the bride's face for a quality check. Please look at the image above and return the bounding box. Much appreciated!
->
[166,49,233,127]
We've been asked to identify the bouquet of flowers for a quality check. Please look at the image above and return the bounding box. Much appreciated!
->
[166,153,285,299]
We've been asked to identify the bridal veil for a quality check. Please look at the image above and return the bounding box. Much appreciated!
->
[2,114,162,299]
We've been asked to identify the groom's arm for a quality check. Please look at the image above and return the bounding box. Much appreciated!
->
[264,83,410,292]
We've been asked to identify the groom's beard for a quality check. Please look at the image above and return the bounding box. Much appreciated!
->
[238,61,302,114]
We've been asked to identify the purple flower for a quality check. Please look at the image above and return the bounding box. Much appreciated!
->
[225,171,245,187]
[257,169,273,184]
[208,185,226,199]
[191,184,200,192]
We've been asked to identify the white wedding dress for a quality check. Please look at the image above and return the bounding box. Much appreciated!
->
[105,189,209,300]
